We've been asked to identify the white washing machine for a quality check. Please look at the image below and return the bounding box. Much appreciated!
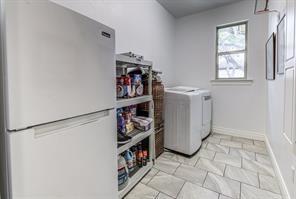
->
[164,86,203,155]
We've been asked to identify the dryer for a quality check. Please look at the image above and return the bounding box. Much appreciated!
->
[164,86,203,155]
[199,90,212,139]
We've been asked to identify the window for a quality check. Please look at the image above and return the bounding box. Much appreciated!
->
[216,21,248,79]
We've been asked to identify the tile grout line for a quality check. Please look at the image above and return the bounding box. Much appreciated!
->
[154,192,160,199]
[213,151,217,160]
[195,172,225,198]
[194,157,200,167]
[257,171,261,190]
[145,171,184,199]
[240,182,282,197]
[260,186,283,195]
[172,161,182,175]
[175,180,186,199]
[240,156,243,169]
[226,163,267,188]
[223,163,227,177]
[240,182,242,199]
[146,169,159,185]
[208,170,259,188]
[201,171,240,198]
[201,171,209,188]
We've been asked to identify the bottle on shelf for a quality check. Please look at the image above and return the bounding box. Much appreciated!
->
[124,150,134,172]
[137,143,143,168]
[132,146,137,167]
[118,155,129,191]
[143,150,148,166]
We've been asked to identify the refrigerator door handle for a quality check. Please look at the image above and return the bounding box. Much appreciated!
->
[33,110,111,137]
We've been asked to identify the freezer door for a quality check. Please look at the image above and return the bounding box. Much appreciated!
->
[8,110,117,199]
[5,0,115,130]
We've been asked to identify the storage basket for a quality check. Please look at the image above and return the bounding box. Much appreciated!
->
[141,81,164,98]
[155,127,164,158]
[154,99,164,128]
[139,79,165,157]
[139,81,164,129]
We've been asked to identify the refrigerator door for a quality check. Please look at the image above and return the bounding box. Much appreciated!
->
[4,0,115,130]
[8,110,117,199]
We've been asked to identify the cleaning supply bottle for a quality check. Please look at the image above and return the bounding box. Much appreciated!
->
[124,150,134,172]
[118,155,128,191]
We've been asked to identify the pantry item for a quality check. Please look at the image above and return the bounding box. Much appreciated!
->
[124,150,134,172]
[124,76,131,85]
[135,84,144,96]
[117,76,125,85]
[132,74,142,86]
[123,86,129,98]
[122,109,132,123]
[130,105,137,117]
[125,122,134,134]
[117,85,125,98]
[117,72,144,98]
[132,116,153,131]
[132,146,137,166]
[137,144,143,168]
[117,75,133,98]
[124,76,131,98]
[118,155,129,191]
[143,150,148,166]
[117,111,126,134]
[128,85,136,98]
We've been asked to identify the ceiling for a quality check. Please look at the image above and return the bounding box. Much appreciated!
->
[157,0,244,18]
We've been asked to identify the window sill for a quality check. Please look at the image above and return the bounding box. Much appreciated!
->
[211,79,253,85]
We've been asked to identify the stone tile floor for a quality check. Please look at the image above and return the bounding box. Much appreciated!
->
[124,133,283,199]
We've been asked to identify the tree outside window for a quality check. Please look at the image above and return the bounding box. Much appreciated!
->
[216,21,248,79]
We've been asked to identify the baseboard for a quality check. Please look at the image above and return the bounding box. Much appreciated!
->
[264,135,291,199]
[212,126,265,141]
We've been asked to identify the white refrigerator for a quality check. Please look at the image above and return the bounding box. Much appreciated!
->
[0,1,117,199]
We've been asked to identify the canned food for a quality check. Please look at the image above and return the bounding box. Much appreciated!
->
[132,74,142,86]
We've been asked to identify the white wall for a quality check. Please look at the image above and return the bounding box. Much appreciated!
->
[51,0,176,86]
[173,0,268,137]
[267,1,296,198]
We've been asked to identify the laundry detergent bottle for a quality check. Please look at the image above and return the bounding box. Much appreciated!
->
[118,155,129,191]
[124,150,134,172]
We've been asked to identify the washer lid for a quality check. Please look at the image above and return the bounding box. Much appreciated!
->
[166,86,200,93]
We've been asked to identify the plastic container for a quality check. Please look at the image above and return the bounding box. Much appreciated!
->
[118,155,129,191]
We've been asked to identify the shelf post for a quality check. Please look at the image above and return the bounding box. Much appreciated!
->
[148,65,155,163]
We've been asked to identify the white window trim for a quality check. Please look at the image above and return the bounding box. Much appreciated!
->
[215,21,249,80]
[211,79,253,85]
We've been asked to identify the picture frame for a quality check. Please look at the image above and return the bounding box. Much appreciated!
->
[266,33,276,80]
[277,15,286,74]
[254,0,269,14]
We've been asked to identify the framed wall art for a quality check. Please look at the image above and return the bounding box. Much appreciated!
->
[266,33,276,80]
[277,15,286,74]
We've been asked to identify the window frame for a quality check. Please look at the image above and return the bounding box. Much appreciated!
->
[215,21,248,80]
